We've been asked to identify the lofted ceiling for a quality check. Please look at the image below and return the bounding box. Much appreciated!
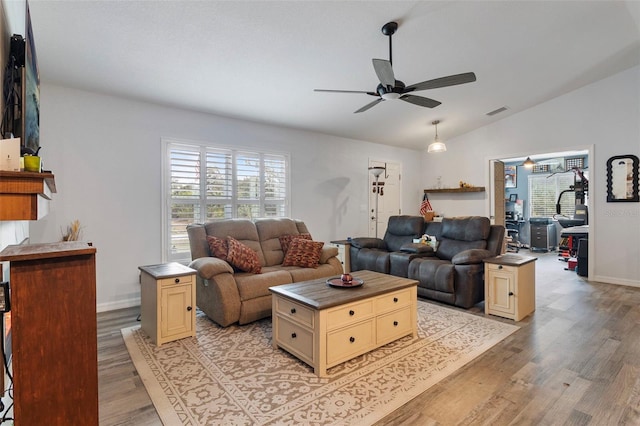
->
[27,1,640,151]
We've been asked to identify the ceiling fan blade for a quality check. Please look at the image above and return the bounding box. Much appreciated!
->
[314,89,378,95]
[405,72,477,92]
[355,98,383,113]
[399,94,441,108]
[372,59,395,87]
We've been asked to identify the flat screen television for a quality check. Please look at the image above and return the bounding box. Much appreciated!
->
[2,0,39,154]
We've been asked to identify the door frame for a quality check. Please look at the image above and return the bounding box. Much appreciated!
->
[488,145,594,279]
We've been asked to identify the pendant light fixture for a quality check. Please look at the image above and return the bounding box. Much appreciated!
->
[522,157,535,168]
[427,120,446,153]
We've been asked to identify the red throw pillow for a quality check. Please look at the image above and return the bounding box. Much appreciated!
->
[226,236,262,274]
[282,238,324,268]
[206,235,228,261]
[279,233,313,254]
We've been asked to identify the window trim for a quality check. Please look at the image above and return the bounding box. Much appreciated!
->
[161,138,290,263]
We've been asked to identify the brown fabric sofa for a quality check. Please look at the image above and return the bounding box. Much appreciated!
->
[187,218,343,327]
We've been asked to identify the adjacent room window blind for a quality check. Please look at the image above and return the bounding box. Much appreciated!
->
[163,141,290,262]
[528,172,588,218]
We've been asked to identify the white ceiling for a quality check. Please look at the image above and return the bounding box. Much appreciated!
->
[28,1,640,151]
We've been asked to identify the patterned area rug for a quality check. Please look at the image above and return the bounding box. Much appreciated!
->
[122,301,518,425]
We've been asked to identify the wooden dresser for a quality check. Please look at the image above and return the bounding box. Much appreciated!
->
[0,242,98,425]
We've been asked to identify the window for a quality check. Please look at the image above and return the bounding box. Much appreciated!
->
[528,172,588,218]
[163,140,289,262]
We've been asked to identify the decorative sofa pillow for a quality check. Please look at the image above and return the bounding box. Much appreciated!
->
[206,235,229,261]
[226,236,262,273]
[279,233,312,254]
[282,238,324,268]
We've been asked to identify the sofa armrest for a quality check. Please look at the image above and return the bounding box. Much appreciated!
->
[400,243,435,255]
[451,249,493,265]
[350,237,387,250]
[319,246,339,264]
[189,257,234,279]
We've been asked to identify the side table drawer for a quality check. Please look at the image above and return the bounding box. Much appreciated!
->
[327,319,375,365]
[327,299,374,330]
[276,317,314,364]
[375,288,411,313]
[485,263,517,274]
[275,298,314,328]
[159,274,193,287]
[376,306,412,344]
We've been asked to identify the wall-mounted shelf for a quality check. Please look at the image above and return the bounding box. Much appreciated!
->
[424,187,485,193]
[0,171,56,220]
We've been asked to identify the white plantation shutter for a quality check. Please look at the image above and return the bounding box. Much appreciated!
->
[264,154,287,217]
[528,172,588,218]
[164,141,290,262]
[205,149,233,219]
[168,146,202,258]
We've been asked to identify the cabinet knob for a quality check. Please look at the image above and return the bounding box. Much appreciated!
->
[349,336,355,343]
[187,306,192,311]
[393,321,399,327]
[349,310,355,316]
[291,332,297,339]
[509,292,514,296]
[498,265,503,269]
[290,308,296,314]
[175,278,180,283]
[393,297,398,303]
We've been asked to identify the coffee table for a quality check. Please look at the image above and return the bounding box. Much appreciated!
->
[269,270,418,377]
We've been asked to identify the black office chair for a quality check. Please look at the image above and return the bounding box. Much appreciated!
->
[506,221,521,253]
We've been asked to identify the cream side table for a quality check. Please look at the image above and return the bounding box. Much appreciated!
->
[329,239,352,273]
[484,254,537,321]
[139,262,196,346]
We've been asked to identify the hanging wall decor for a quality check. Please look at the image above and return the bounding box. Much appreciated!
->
[606,155,639,202]
[504,165,517,188]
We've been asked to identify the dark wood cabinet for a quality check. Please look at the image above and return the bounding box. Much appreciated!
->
[0,242,98,425]
[530,223,557,252]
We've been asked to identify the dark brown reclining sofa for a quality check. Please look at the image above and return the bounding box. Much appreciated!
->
[350,216,505,308]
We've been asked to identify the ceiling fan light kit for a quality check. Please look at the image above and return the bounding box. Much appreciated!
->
[314,21,477,114]
[428,120,447,153]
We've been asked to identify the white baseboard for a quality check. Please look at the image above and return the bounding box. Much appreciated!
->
[97,297,140,313]
[591,275,640,288]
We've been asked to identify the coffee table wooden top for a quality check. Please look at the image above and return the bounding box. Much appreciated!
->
[269,270,418,311]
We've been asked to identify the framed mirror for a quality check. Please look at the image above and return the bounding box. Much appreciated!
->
[607,155,639,202]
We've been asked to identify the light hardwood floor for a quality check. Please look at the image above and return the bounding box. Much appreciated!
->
[97,252,640,425]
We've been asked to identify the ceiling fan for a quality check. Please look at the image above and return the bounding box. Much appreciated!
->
[314,21,477,113]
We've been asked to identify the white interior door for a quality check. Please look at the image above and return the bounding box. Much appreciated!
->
[369,160,401,238]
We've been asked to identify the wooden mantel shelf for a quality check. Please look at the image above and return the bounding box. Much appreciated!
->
[424,187,485,193]
[0,170,56,220]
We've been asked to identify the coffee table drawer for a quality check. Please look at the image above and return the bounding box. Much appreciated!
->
[375,288,412,313]
[276,317,314,363]
[326,319,375,365]
[275,298,314,328]
[327,299,374,330]
[376,306,412,344]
